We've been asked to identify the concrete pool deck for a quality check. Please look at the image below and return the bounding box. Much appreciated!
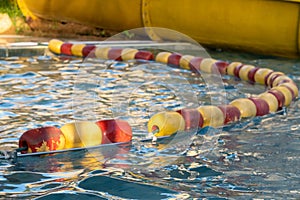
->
[0,35,48,57]
[0,35,203,58]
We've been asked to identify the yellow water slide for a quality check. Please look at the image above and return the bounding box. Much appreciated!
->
[17,0,300,57]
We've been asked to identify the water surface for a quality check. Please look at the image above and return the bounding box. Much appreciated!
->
[0,47,299,199]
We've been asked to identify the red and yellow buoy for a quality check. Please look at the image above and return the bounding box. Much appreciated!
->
[19,39,298,154]
[19,119,132,154]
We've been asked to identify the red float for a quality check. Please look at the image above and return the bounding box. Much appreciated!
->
[96,119,132,144]
[108,48,123,61]
[19,126,65,154]
[82,45,96,57]
[168,53,182,66]
[217,105,241,124]
[268,89,285,110]
[60,43,73,56]
[135,51,154,60]
[212,61,229,75]
[189,57,203,73]
[176,108,204,129]
[249,97,270,116]
[248,67,260,83]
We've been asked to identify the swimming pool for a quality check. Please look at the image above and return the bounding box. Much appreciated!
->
[0,40,299,199]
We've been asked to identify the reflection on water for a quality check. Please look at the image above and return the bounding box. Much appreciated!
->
[0,49,299,199]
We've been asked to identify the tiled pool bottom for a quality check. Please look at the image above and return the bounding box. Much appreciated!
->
[0,43,299,199]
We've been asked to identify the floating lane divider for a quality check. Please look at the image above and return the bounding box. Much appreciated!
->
[17,119,132,155]
[12,39,298,158]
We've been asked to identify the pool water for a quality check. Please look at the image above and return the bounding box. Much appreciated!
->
[0,45,299,199]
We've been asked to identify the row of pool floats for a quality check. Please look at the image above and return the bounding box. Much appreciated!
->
[17,39,298,155]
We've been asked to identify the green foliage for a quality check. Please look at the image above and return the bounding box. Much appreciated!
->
[122,30,135,39]
[0,0,22,18]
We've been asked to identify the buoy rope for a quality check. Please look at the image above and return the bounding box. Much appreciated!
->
[5,39,296,158]
[48,39,298,109]
[47,39,298,135]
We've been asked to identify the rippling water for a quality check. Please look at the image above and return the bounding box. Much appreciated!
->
[0,47,299,199]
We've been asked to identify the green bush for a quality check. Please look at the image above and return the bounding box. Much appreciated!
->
[0,0,22,18]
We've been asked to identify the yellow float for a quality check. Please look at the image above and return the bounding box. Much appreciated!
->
[60,121,103,149]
